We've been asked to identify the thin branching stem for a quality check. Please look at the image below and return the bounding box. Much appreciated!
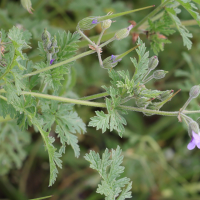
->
[0,89,199,116]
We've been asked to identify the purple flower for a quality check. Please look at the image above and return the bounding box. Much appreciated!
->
[50,59,55,65]
[91,19,98,24]
[187,131,200,150]
[127,24,134,31]
[110,55,122,64]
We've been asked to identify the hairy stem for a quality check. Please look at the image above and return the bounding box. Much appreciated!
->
[97,29,105,46]
[77,29,96,46]
[79,92,109,100]
[23,50,95,78]
[132,0,171,32]
[1,90,200,116]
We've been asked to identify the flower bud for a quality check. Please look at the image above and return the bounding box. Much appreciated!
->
[188,125,192,137]
[148,56,159,71]
[158,90,173,101]
[189,85,200,98]
[101,19,112,30]
[51,35,57,47]
[189,121,199,134]
[77,16,101,30]
[43,37,52,50]
[196,117,200,127]
[49,46,55,54]
[147,102,162,110]
[55,47,59,54]
[135,97,150,108]
[114,25,133,40]
[21,0,33,14]
[42,28,51,42]
[102,55,122,69]
[143,103,160,116]
[153,70,168,80]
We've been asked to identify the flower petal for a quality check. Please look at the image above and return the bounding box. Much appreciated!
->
[192,131,200,144]
[196,142,200,149]
[187,140,196,150]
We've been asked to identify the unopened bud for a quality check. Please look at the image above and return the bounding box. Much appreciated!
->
[189,85,200,98]
[43,37,52,50]
[188,125,192,137]
[148,56,159,71]
[49,46,55,54]
[102,55,121,69]
[55,47,59,54]
[143,102,161,116]
[158,90,173,101]
[114,25,133,40]
[77,16,101,30]
[153,70,168,79]
[51,35,57,47]
[196,117,200,127]
[147,102,162,110]
[21,0,33,14]
[135,97,150,108]
[42,28,51,41]
[101,19,112,30]
[189,121,199,134]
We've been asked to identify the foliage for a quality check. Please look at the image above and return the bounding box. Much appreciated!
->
[0,0,200,199]
[84,146,132,200]
[0,121,30,175]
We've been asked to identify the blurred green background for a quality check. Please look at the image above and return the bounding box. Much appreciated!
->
[1,0,200,199]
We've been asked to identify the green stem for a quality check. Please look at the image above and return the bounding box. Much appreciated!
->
[22,50,95,78]
[37,82,48,106]
[79,92,109,100]
[99,37,115,48]
[21,91,106,108]
[1,89,200,116]
[13,91,198,116]
[180,97,193,113]
[78,32,115,48]
[0,48,94,86]
[0,94,7,101]
[132,0,171,32]
[0,52,15,81]
[77,29,96,46]
[143,75,154,84]
[97,29,105,45]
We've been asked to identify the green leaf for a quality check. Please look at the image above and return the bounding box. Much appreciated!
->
[35,30,80,91]
[89,110,110,133]
[29,196,52,200]
[166,7,193,49]
[41,102,86,158]
[84,146,132,200]
[131,37,149,83]
[56,31,80,61]
[29,195,52,200]
[32,117,62,186]
[192,0,200,4]
[89,99,126,137]
[148,11,175,36]
[177,0,200,26]
[8,26,31,60]
[0,122,31,176]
